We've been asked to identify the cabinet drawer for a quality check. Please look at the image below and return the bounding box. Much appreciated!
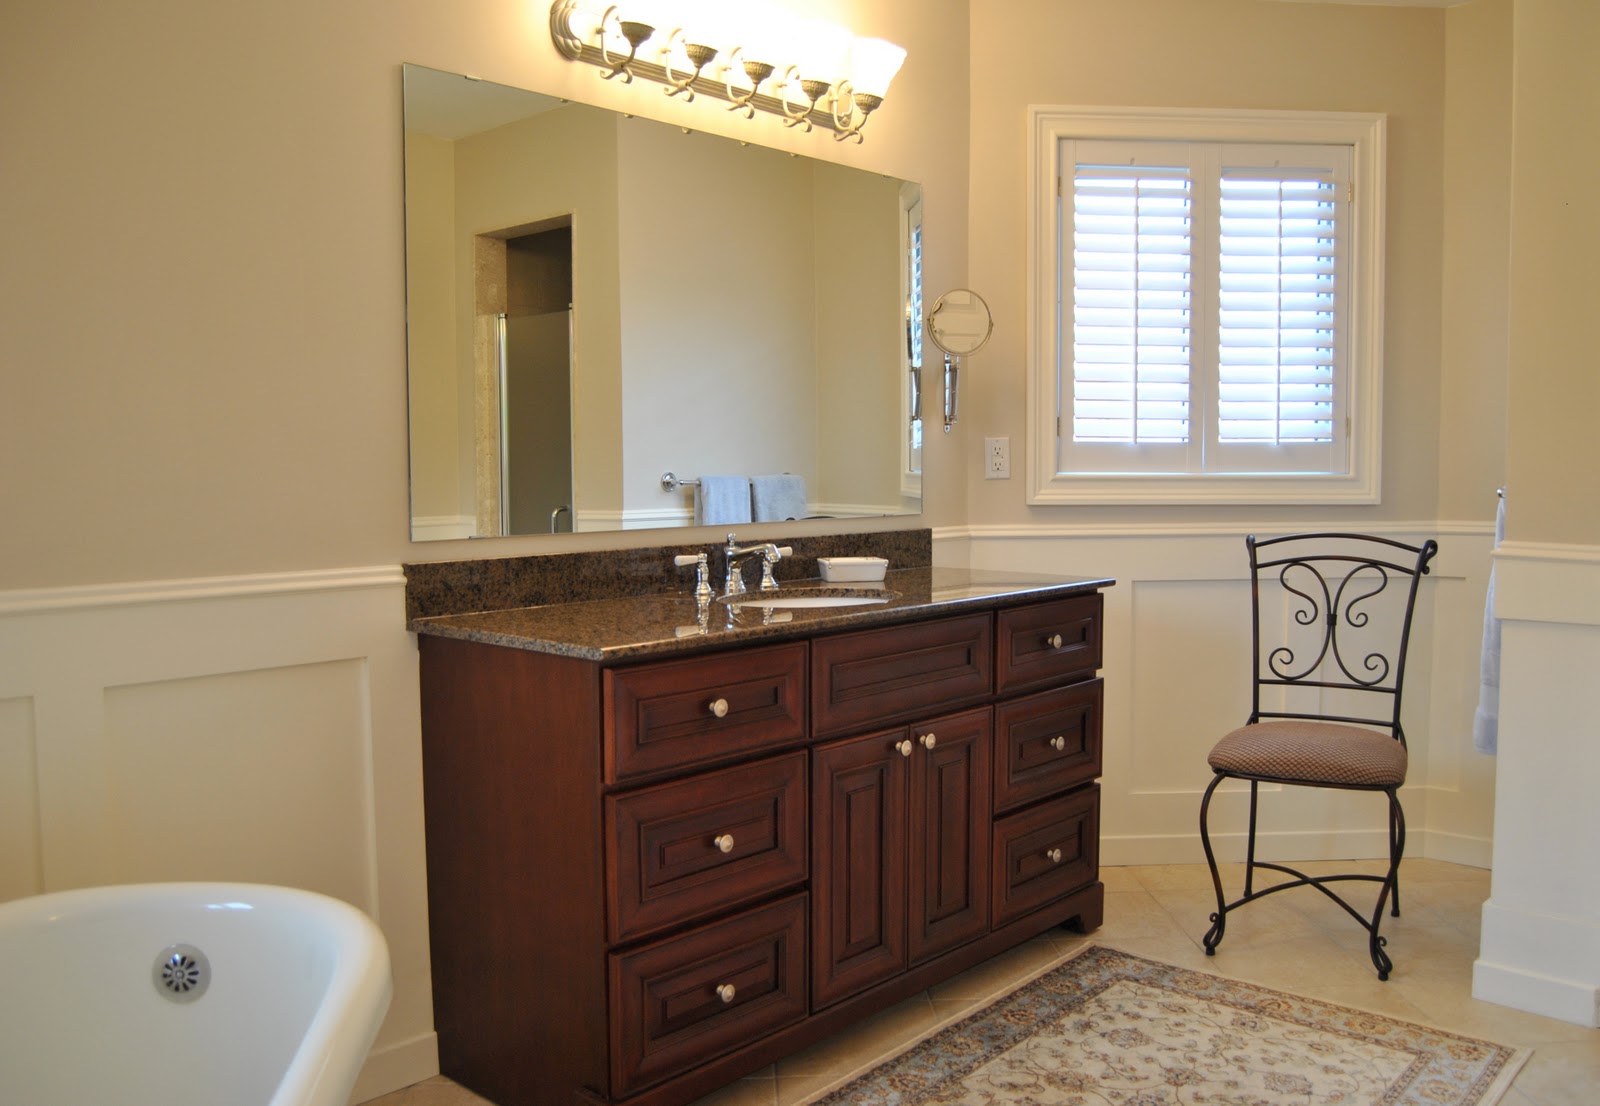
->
[609,894,807,1097]
[991,786,1099,928]
[607,752,808,943]
[811,613,992,738]
[996,594,1102,693]
[605,642,807,783]
[993,681,1103,814]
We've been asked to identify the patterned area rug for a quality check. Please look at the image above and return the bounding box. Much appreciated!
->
[809,946,1528,1106]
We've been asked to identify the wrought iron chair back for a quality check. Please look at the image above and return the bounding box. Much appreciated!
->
[1246,532,1439,744]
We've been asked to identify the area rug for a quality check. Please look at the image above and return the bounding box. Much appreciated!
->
[808,946,1528,1106]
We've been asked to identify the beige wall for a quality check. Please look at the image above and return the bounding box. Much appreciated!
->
[1438,0,1512,523]
[0,0,968,590]
[615,124,819,518]
[1504,0,1600,546]
[965,0,1448,527]
[812,165,908,513]
[403,133,463,524]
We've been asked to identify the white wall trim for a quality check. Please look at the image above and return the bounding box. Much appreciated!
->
[410,516,475,542]
[1494,540,1600,626]
[936,519,1486,543]
[0,566,407,616]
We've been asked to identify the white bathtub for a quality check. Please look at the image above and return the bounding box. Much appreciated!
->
[0,882,392,1106]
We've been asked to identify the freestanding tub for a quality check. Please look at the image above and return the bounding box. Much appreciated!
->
[0,882,392,1106]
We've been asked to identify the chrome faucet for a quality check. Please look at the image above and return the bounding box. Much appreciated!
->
[722,533,791,597]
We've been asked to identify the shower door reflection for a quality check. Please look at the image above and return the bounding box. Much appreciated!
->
[499,308,573,534]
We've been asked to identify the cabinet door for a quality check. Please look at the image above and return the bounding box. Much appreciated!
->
[907,708,991,965]
[811,728,909,1010]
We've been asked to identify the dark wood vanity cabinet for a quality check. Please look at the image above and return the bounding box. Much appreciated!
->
[416,590,1105,1106]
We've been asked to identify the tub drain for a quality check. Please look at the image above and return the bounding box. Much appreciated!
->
[153,943,211,1003]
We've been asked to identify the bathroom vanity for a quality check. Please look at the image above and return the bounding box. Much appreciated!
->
[409,561,1111,1106]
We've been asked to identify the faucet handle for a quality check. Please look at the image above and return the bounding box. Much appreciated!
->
[758,544,790,592]
[673,552,713,603]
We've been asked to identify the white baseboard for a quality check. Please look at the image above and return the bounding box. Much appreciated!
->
[350,1031,440,1104]
[1474,953,1600,1028]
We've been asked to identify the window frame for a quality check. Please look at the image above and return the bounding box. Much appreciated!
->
[1026,106,1387,505]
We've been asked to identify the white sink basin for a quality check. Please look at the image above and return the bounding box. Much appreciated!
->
[729,595,891,610]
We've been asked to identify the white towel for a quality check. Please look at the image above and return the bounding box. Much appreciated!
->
[694,475,752,526]
[1472,494,1506,755]
[750,473,808,522]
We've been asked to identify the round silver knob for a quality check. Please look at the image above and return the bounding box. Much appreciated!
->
[919,733,937,750]
[1047,847,1063,863]
[713,834,735,854]
[1050,736,1066,752]
[895,739,913,757]
[709,697,730,718]
[1045,633,1064,650]
[716,983,736,1004]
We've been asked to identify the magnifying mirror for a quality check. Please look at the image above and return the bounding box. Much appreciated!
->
[926,288,993,432]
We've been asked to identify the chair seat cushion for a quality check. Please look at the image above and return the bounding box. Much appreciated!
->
[1207,720,1407,788]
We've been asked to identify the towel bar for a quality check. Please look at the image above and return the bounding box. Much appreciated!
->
[661,472,701,492]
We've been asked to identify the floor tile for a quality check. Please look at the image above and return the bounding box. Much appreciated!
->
[363,862,1596,1106]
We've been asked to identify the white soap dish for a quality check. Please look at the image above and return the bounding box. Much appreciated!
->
[818,556,888,583]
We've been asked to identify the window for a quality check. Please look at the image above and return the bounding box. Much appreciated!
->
[902,188,924,490]
[1027,108,1385,504]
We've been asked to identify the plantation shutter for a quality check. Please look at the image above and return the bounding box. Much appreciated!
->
[1068,151,1193,453]
[1216,166,1338,446]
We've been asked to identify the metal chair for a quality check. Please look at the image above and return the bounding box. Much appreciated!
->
[1199,532,1438,980]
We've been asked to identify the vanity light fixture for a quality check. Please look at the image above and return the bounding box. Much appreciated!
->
[548,1,905,142]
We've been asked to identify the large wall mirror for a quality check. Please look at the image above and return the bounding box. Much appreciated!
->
[403,63,925,540]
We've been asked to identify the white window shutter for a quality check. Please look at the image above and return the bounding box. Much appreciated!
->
[1070,159,1193,447]
[1216,168,1339,446]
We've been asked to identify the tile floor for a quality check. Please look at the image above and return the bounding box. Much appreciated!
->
[366,860,1598,1106]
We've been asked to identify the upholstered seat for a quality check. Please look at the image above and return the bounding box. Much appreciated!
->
[1207,720,1408,789]
[1198,532,1438,982]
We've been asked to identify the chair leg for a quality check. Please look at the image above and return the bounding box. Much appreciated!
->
[1199,773,1229,955]
[1365,788,1406,981]
[1389,799,1403,918]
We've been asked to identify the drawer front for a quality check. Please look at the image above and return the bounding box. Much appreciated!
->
[996,594,1103,693]
[993,681,1103,814]
[606,752,808,943]
[609,894,807,1097]
[811,613,993,738]
[991,786,1099,928]
[605,642,807,783]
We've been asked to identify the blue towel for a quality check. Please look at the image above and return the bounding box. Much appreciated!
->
[751,474,808,522]
[694,475,751,526]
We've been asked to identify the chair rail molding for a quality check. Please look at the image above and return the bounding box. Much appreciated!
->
[934,521,1496,870]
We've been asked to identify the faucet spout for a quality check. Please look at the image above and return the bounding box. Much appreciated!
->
[722,532,783,598]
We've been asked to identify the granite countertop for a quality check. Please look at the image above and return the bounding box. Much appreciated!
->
[409,566,1114,662]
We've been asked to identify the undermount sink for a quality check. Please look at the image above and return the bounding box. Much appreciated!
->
[724,588,897,611]
[730,595,891,610]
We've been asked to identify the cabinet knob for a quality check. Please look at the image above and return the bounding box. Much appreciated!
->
[713,833,735,854]
[715,983,736,1004]
[918,733,937,750]
[1050,735,1066,752]
[1046,847,1063,864]
[895,739,913,757]
[1045,633,1064,650]
[708,697,730,718]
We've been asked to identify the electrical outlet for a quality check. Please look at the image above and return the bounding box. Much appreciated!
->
[985,436,1010,480]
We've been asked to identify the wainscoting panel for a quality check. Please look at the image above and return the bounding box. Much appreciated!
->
[0,695,41,903]
[947,524,1495,869]
[0,569,435,1101]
